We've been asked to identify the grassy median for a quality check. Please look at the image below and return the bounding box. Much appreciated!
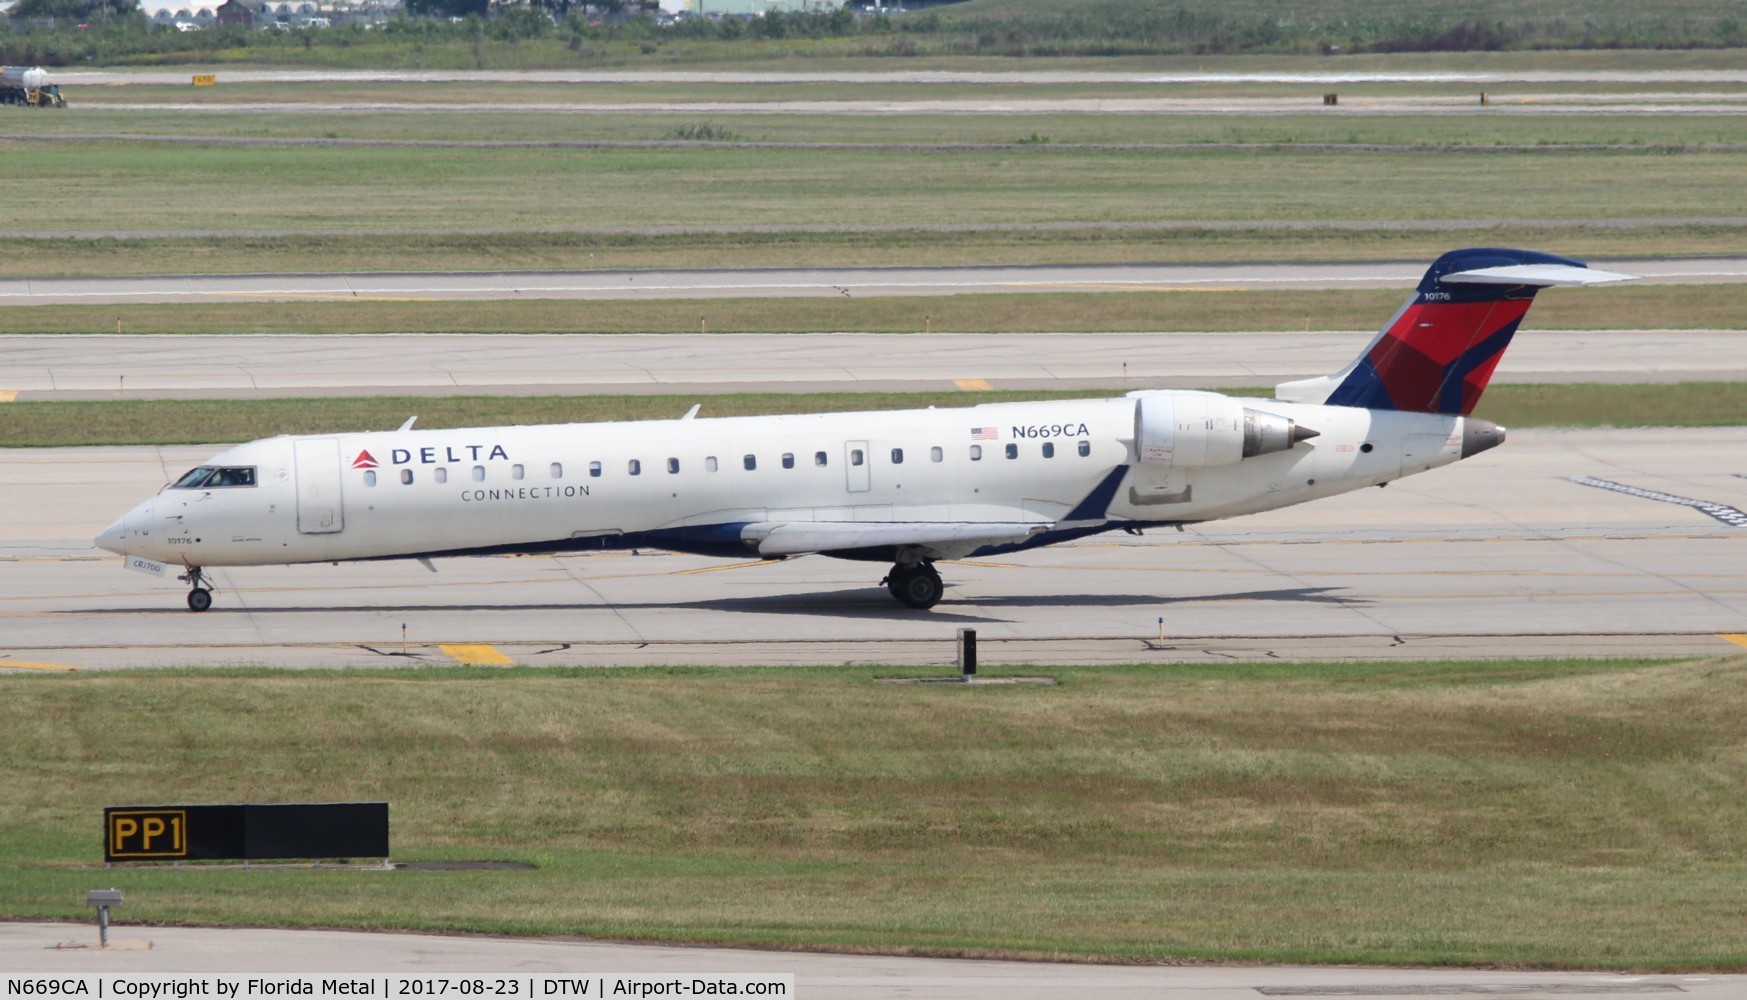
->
[2,383,1744,447]
[3,657,1746,968]
[0,284,1741,335]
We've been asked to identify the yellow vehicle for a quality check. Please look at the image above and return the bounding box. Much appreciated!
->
[1,66,67,107]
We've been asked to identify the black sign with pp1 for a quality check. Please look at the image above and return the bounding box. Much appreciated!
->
[104,803,389,862]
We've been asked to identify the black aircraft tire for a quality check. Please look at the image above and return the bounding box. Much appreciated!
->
[187,588,213,612]
[894,566,943,610]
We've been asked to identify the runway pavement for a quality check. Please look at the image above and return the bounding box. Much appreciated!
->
[0,258,1739,306]
[4,429,1745,671]
[5,922,1739,999]
[4,327,1743,401]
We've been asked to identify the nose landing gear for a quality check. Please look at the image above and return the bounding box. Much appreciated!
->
[178,565,213,612]
[883,561,944,610]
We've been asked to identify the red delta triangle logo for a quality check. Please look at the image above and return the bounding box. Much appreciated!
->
[351,450,379,470]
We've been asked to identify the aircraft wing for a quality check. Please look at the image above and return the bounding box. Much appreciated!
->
[742,520,1051,559]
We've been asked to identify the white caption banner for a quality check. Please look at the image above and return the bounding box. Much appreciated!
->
[3,977,794,1000]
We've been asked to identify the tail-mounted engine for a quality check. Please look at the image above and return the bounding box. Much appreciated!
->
[1134,392,1318,470]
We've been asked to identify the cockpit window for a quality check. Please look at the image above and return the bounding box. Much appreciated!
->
[170,466,257,489]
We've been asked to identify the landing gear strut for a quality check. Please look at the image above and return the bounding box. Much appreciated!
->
[883,561,944,610]
[178,565,213,612]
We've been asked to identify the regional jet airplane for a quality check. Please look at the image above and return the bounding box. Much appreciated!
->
[96,249,1629,612]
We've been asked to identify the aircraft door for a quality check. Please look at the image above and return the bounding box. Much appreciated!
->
[293,437,345,534]
[844,440,871,493]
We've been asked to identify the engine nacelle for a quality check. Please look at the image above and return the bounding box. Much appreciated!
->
[1133,392,1314,470]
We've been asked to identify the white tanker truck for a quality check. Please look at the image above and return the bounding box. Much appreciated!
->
[1,66,66,107]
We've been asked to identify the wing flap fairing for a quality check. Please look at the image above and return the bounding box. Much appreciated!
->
[743,520,1050,558]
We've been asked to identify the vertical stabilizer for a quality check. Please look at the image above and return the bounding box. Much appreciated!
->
[1275,248,1631,414]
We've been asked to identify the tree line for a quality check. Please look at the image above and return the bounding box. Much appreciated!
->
[3,1,1743,67]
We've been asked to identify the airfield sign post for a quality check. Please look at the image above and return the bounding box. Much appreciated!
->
[86,889,122,947]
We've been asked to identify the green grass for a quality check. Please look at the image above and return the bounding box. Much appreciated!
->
[33,105,1747,146]
[2,285,1740,336]
[5,657,1747,967]
[8,142,1747,234]
[4,223,1743,277]
[3,383,1742,446]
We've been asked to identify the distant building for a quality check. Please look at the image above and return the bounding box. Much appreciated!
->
[682,0,835,14]
[137,0,398,27]
[215,0,252,25]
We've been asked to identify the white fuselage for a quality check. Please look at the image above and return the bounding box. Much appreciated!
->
[97,392,1481,570]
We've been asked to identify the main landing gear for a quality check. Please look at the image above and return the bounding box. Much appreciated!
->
[883,561,944,610]
[178,565,213,612]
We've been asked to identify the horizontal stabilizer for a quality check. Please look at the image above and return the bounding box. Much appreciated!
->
[1441,263,1635,287]
[745,520,1048,557]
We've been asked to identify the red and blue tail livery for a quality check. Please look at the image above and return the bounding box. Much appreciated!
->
[1281,248,1631,415]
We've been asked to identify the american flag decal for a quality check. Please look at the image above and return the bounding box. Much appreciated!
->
[970,427,998,440]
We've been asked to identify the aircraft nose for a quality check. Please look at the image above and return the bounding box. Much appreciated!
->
[95,498,150,555]
[95,515,127,554]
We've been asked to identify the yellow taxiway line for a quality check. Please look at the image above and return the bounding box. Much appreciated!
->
[953,378,993,391]
[438,644,515,666]
[1,660,82,671]
[1721,634,1747,650]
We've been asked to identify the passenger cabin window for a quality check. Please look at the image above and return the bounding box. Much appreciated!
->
[930,446,943,463]
[472,466,485,482]
[850,449,865,466]
[512,464,525,481]
[551,463,563,479]
[434,468,448,484]
[744,454,757,471]
[589,461,602,478]
[171,466,257,489]
[363,471,377,487]
[891,448,904,465]
[400,469,414,485]
[1078,440,1091,457]
[1005,444,1018,460]
[1042,442,1055,458]
[782,453,795,469]
[706,456,719,472]
[970,445,982,461]
[668,457,680,474]
[814,451,828,467]
[628,459,641,476]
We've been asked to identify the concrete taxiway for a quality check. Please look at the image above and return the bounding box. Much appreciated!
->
[7,327,1746,401]
[5,923,1740,999]
[4,429,1745,671]
[0,258,1738,306]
